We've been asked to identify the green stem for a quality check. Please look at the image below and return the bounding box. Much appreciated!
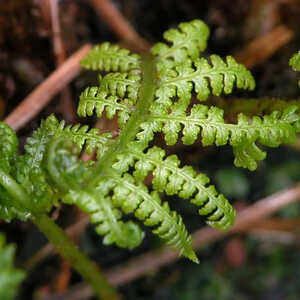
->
[32,214,120,300]
[0,169,120,300]
[89,54,157,184]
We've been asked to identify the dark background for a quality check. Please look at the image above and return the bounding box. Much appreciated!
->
[0,1,300,299]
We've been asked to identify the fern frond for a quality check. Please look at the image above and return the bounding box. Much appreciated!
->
[152,19,209,65]
[113,142,235,230]
[290,51,300,85]
[98,70,141,101]
[106,172,198,262]
[154,55,255,107]
[13,121,57,213]
[0,234,25,300]
[81,42,141,72]
[78,87,134,128]
[142,104,299,170]
[64,189,144,249]
[0,123,18,173]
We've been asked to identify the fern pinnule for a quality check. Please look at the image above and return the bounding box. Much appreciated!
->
[64,189,144,249]
[78,87,134,127]
[98,70,141,100]
[144,103,299,170]
[155,55,255,106]
[46,115,114,159]
[81,42,141,72]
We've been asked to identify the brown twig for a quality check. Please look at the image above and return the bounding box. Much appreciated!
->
[236,24,293,68]
[4,44,92,131]
[89,0,151,53]
[49,0,77,122]
[105,183,300,286]
[24,215,90,270]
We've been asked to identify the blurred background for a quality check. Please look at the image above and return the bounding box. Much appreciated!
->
[0,0,300,299]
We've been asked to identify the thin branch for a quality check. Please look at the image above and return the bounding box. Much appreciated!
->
[89,0,151,53]
[49,0,77,122]
[236,25,293,68]
[108,183,300,286]
[4,44,92,131]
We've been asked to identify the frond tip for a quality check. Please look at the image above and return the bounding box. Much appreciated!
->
[106,172,199,262]
[152,19,210,64]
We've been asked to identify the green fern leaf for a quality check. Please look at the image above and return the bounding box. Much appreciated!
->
[98,70,141,101]
[0,234,25,300]
[155,55,255,106]
[13,121,57,213]
[152,19,209,64]
[64,189,144,249]
[113,142,235,230]
[107,172,198,262]
[46,138,144,249]
[45,115,114,159]
[144,103,299,170]
[81,42,141,72]
[78,87,134,128]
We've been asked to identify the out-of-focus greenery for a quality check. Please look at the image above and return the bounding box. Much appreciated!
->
[174,241,300,300]
[215,168,250,199]
[0,234,25,300]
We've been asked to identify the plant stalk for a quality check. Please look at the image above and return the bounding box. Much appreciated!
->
[0,169,120,300]
[32,214,121,300]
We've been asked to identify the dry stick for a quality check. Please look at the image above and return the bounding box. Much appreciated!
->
[235,24,293,68]
[89,0,151,53]
[4,44,92,131]
[49,0,77,123]
[24,215,90,271]
[106,183,300,286]
[43,183,300,300]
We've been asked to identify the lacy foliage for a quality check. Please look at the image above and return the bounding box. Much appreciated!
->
[0,21,299,262]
